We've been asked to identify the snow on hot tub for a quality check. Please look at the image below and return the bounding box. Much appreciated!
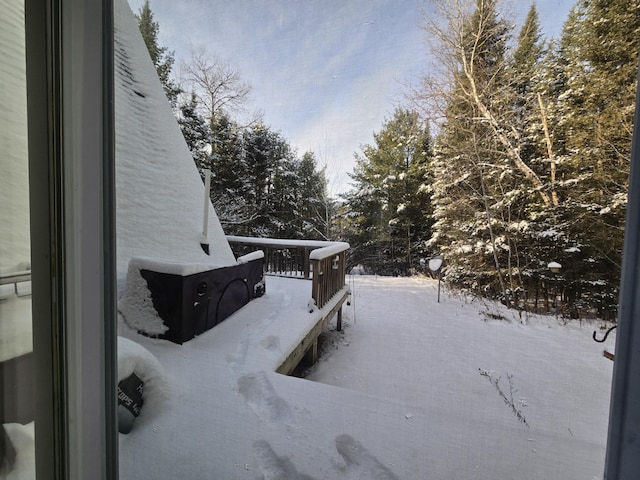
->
[118,253,265,344]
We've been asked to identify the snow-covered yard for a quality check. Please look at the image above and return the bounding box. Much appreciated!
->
[3,273,613,479]
[307,275,613,479]
[116,274,613,479]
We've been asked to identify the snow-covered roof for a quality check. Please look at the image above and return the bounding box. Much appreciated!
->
[114,0,236,296]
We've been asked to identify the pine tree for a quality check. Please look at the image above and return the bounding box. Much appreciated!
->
[415,0,638,316]
[208,114,252,231]
[503,3,564,309]
[135,0,180,105]
[510,4,546,175]
[296,152,331,240]
[346,108,432,275]
[239,124,297,237]
[542,0,640,318]
[425,0,523,301]
[178,92,210,172]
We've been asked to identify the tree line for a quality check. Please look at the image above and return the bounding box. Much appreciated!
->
[138,0,639,319]
[335,0,638,320]
[415,0,637,318]
[136,0,332,240]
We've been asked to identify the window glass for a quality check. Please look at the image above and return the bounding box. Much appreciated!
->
[116,0,621,478]
[1,0,36,477]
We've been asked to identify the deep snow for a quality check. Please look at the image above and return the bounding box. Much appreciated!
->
[306,275,613,479]
[2,274,615,479]
[115,274,612,479]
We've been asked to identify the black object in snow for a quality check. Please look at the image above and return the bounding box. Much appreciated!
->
[593,325,617,343]
[138,257,265,344]
[118,372,144,434]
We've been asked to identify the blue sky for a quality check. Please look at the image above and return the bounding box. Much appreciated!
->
[128,0,576,195]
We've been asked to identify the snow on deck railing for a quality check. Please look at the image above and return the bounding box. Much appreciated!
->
[309,246,348,309]
[226,236,349,309]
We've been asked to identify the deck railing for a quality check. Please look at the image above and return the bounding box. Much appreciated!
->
[227,236,349,309]
[309,245,348,309]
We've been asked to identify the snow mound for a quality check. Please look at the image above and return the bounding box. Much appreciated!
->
[117,336,169,425]
[118,260,168,336]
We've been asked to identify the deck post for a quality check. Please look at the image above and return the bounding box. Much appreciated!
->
[303,338,318,366]
[311,338,318,364]
[303,247,310,279]
[337,307,342,332]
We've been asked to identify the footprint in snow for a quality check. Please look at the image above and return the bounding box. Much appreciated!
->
[260,335,280,352]
[253,440,317,480]
[334,434,399,480]
[237,371,292,423]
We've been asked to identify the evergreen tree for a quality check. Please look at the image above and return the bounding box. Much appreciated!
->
[421,0,638,317]
[295,152,331,240]
[510,3,546,174]
[208,114,252,231]
[210,114,246,198]
[135,0,180,105]
[426,0,522,301]
[270,150,301,238]
[539,0,640,318]
[503,3,563,308]
[240,124,299,237]
[346,108,432,275]
[178,92,210,172]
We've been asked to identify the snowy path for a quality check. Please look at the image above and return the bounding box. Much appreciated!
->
[116,275,613,479]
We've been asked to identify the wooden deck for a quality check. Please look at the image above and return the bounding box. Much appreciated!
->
[227,235,350,374]
[275,287,349,375]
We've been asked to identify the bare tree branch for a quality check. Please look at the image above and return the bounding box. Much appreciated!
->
[417,0,552,206]
[181,47,254,122]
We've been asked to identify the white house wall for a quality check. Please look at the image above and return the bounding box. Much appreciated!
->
[0,0,30,269]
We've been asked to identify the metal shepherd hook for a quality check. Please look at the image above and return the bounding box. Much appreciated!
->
[593,325,617,343]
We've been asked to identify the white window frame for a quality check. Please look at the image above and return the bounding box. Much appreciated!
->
[25,0,117,478]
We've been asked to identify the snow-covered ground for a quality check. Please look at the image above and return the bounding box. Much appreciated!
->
[114,273,612,480]
[0,273,616,479]
[307,275,613,479]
